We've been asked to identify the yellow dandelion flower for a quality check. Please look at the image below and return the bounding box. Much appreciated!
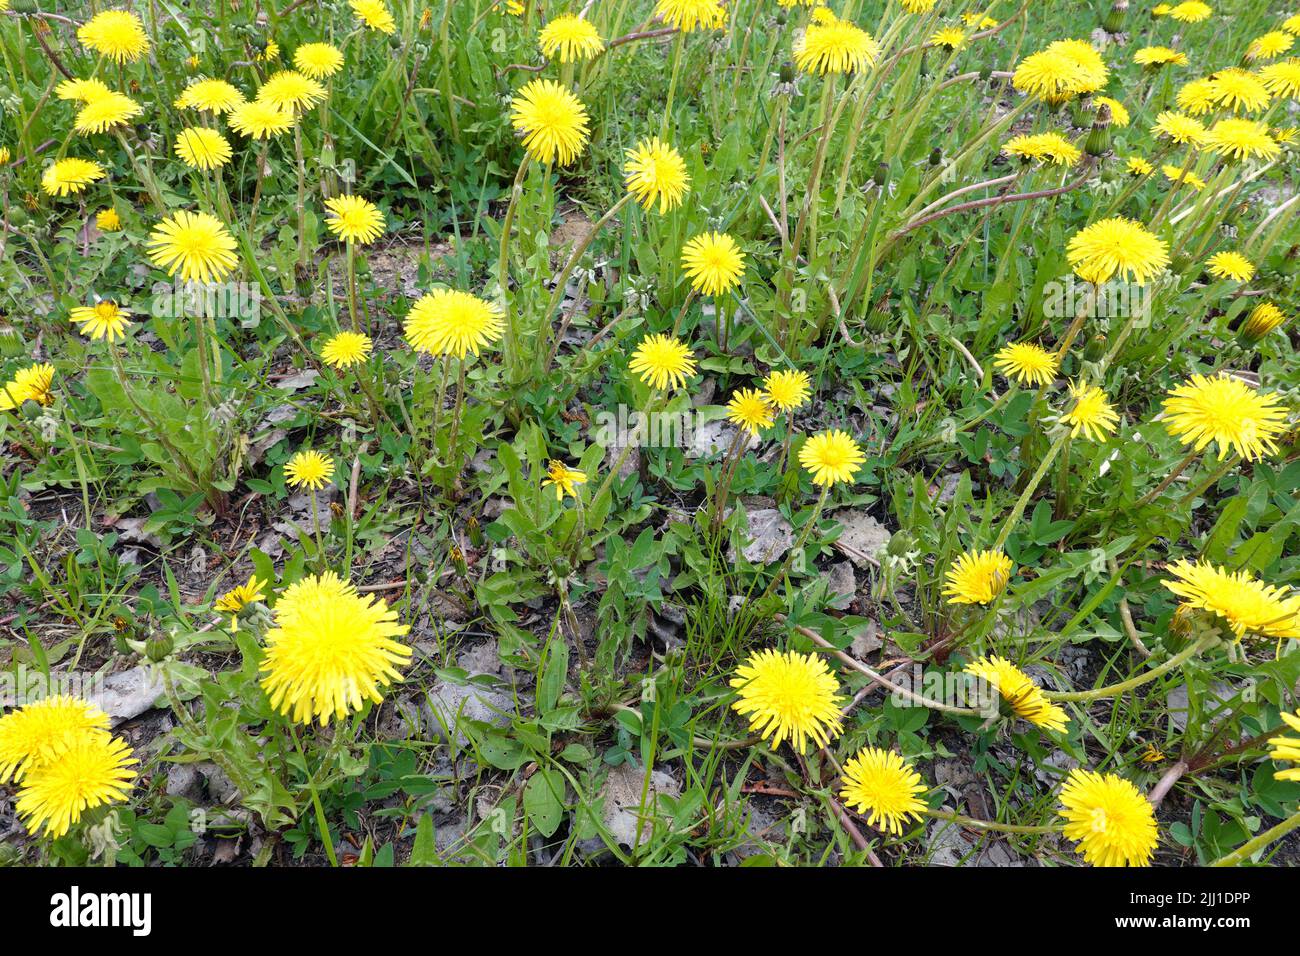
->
[1174,77,1217,115]
[1094,95,1130,127]
[1168,0,1211,23]
[174,127,232,170]
[284,449,335,490]
[729,648,844,753]
[944,549,1013,606]
[1260,59,1300,98]
[74,92,142,135]
[840,747,927,835]
[260,572,412,726]
[993,341,1059,387]
[900,0,936,12]
[1161,162,1207,190]
[1044,38,1108,97]
[929,27,968,51]
[1248,30,1294,60]
[628,333,697,391]
[1134,46,1189,67]
[56,77,112,104]
[1061,382,1119,441]
[1164,559,1300,640]
[257,70,327,113]
[15,734,137,839]
[681,231,745,296]
[1066,217,1169,285]
[1266,711,1300,782]
[1058,769,1158,867]
[77,10,150,63]
[321,331,373,368]
[726,388,775,437]
[1151,110,1209,144]
[1207,67,1271,113]
[1001,132,1081,166]
[1205,251,1255,281]
[1126,155,1155,175]
[256,38,281,62]
[542,460,588,500]
[798,429,865,487]
[324,194,385,244]
[0,363,56,411]
[70,301,132,342]
[1285,14,1300,35]
[1206,117,1281,160]
[293,42,345,79]
[0,695,112,784]
[624,137,690,213]
[40,158,105,197]
[763,369,812,412]
[539,14,604,63]
[653,0,727,32]
[214,575,268,627]
[228,99,296,139]
[1161,374,1288,461]
[1240,301,1287,342]
[404,289,504,359]
[96,207,122,231]
[350,0,397,33]
[174,78,246,114]
[963,12,998,29]
[965,655,1068,732]
[146,210,239,285]
[794,16,881,74]
[509,79,590,167]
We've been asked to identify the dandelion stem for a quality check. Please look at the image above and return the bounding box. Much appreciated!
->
[926,808,1061,835]
[1210,807,1300,867]
[1045,635,1214,702]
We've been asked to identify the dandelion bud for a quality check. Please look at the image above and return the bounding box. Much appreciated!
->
[11,0,36,11]
[1083,333,1107,362]
[19,398,42,421]
[928,147,942,166]
[1170,251,1191,274]
[467,515,483,548]
[388,32,402,49]
[779,62,796,84]
[886,530,915,558]
[1238,302,1288,345]
[145,632,174,662]
[872,161,890,188]
[451,545,468,577]
[1103,0,1128,34]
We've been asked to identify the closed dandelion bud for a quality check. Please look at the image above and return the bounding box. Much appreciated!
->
[145,632,174,662]
[0,324,22,358]
[1084,105,1111,157]
[552,556,572,579]
[1083,333,1107,362]
[1103,0,1128,34]
[19,398,42,421]
[1170,251,1190,273]
[872,162,890,188]
[886,530,915,558]
[11,0,36,11]
[388,33,402,49]
[451,545,468,577]
[928,147,942,167]
[779,62,796,84]
[1238,302,1288,345]
[467,515,483,548]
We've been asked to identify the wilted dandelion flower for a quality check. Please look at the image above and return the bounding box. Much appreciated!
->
[993,341,1059,386]
[1168,0,1211,22]
[628,333,697,390]
[1061,382,1119,441]
[146,210,239,285]
[726,388,775,437]
[510,79,591,166]
[260,571,413,726]
[257,70,327,113]
[0,363,56,410]
[96,207,122,231]
[350,0,397,33]
[1260,59,1300,98]
[763,369,811,411]
[944,549,1012,605]
[1207,68,1271,113]
[1164,560,1300,640]
[539,14,605,62]
[1151,110,1209,144]
[653,0,727,32]
[794,16,880,74]
[681,232,745,296]
[1001,132,1081,166]
[324,194,385,244]
[729,648,844,753]
[542,460,588,500]
[1066,217,1169,284]
[1126,155,1155,175]
[965,655,1068,732]
[929,27,968,51]
[1058,769,1158,867]
[175,127,233,170]
[40,158,106,197]
[624,137,690,213]
[321,330,373,368]
[839,747,928,835]
[799,430,865,486]
[77,10,150,63]
[1267,712,1300,781]
[15,734,137,838]
[1206,117,1280,160]
[1093,95,1130,126]
[404,289,504,358]
[1248,30,1294,60]
[284,449,335,490]
[1161,162,1206,190]
[1205,250,1255,281]
[70,301,132,342]
[293,42,345,79]
[174,78,246,114]
[1175,76,1218,114]
[74,92,142,135]
[214,575,268,627]
[56,77,112,103]
[1161,374,1287,460]
[0,695,111,784]
[1134,46,1188,67]
[228,99,296,138]
[1240,301,1287,342]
